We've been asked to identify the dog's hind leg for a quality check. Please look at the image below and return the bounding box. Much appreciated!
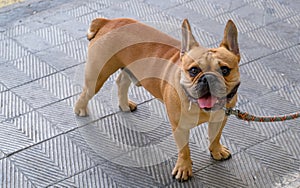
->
[74,85,94,116]
[116,70,137,112]
[74,56,120,116]
[74,67,100,117]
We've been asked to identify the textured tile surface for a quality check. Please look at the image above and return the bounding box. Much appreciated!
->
[0,0,299,187]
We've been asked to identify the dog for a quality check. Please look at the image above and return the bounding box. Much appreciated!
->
[74,18,240,181]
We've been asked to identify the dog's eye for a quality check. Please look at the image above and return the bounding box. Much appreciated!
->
[220,66,231,76]
[188,67,201,77]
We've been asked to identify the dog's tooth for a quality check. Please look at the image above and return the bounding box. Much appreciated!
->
[188,101,192,111]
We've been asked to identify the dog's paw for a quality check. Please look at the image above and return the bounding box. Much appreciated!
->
[119,100,137,112]
[210,144,231,161]
[74,102,88,117]
[172,158,193,182]
[128,100,137,111]
[74,107,88,117]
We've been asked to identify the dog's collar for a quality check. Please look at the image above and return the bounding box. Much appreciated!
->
[217,82,240,106]
[225,82,240,102]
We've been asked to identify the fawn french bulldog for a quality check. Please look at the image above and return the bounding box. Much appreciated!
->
[74,18,240,181]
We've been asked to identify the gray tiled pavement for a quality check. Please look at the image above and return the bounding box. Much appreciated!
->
[0,0,300,187]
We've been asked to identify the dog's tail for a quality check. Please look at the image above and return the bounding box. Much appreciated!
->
[87,18,108,41]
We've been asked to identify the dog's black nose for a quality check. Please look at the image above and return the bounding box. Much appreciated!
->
[199,74,216,86]
[197,74,219,96]
[197,74,226,98]
[200,75,208,84]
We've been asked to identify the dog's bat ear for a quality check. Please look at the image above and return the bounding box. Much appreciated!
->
[181,19,199,57]
[220,20,239,56]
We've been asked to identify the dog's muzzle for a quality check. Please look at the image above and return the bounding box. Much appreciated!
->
[183,74,240,111]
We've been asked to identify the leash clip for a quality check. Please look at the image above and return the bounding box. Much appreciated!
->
[223,107,232,116]
[223,107,240,116]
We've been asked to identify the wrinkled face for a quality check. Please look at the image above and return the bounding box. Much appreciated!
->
[180,19,240,111]
[180,46,240,111]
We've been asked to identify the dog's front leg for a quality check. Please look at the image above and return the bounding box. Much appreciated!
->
[171,127,193,181]
[208,116,231,160]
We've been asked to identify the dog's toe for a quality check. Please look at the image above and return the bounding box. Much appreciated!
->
[172,159,193,182]
[210,144,231,161]
[119,101,137,112]
[173,171,190,182]
[128,100,137,112]
[74,107,88,117]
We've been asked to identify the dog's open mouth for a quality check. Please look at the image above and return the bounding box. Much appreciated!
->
[198,94,217,109]
[197,93,224,111]
[182,83,240,111]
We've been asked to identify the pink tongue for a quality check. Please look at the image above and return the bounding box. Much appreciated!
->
[197,96,218,108]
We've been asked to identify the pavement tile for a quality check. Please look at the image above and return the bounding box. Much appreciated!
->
[0,57,6,65]
[3,24,31,38]
[142,12,182,35]
[144,0,182,10]
[2,133,98,187]
[49,165,121,187]
[0,121,35,155]
[11,79,64,109]
[277,84,300,108]
[74,11,105,26]
[14,32,53,53]
[247,0,298,20]
[0,38,30,62]
[165,3,226,39]
[35,45,84,70]
[36,78,154,132]
[246,130,300,186]
[284,13,300,28]
[57,39,87,63]
[10,53,57,79]
[194,151,274,187]
[232,2,280,26]
[35,25,76,46]
[282,0,300,10]
[255,91,300,114]
[0,157,36,187]
[36,100,80,132]
[0,151,5,159]
[240,59,292,91]
[208,0,247,13]
[116,0,161,19]
[238,33,275,63]
[0,112,61,156]
[57,19,88,40]
[262,51,300,85]
[246,27,294,51]
[0,64,32,91]
[264,19,300,43]
[238,74,273,101]
[97,3,140,20]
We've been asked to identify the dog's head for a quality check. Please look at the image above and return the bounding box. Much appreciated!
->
[180,19,240,111]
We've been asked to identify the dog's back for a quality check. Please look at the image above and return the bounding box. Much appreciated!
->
[87,18,137,41]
